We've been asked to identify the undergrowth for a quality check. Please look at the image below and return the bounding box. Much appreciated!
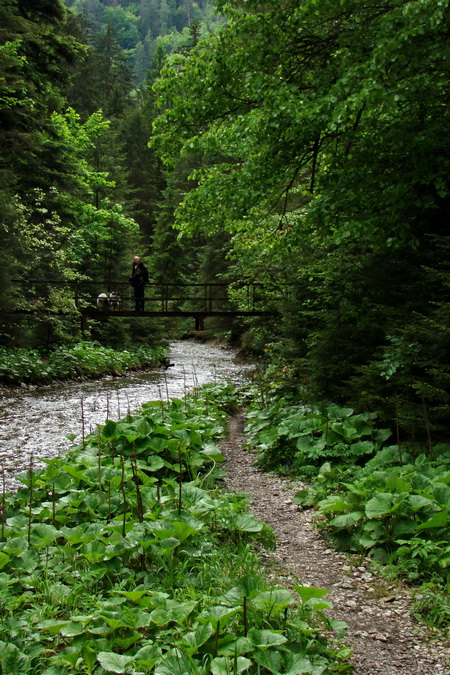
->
[244,382,450,634]
[0,341,167,385]
[0,381,351,674]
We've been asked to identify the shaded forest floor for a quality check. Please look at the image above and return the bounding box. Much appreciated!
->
[220,412,450,675]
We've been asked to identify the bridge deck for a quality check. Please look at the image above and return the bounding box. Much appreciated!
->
[81,308,272,330]
[7,280,278,331]
[83,310,272,317]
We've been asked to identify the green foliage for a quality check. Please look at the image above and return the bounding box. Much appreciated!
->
[411,582,450,632]
[246,388,450,630]
[0,0,85,330]
[0,383,349,674]
[0,3,144,348]
[152,0,450,438]
[63,0,222,84]
[0,342,166,384]
[245,391,390,474]
[315,457,450,566]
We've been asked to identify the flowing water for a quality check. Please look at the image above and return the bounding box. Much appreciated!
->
[0,341,251,493]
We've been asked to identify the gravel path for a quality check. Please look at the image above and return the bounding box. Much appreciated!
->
[220,412,450,675]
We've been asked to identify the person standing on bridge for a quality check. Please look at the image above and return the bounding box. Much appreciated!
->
[129,255,149,311]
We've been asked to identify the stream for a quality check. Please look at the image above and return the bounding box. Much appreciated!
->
[0,341,251,493]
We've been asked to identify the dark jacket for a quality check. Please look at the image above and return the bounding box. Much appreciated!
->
[129,262,148,286]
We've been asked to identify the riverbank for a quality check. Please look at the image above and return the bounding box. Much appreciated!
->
[221,411,449,675]
[0,383,350,675]
[0,341,167,387]
[1,348,448,673]
[0,341,251,494]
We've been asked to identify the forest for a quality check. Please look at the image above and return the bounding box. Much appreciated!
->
[2,0,449,439]
[0,0,450,670]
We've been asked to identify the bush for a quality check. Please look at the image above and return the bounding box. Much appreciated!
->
[0,342,167,385]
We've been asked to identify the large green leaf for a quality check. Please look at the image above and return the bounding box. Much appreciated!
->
[433,484,450,508]
[97,652,133,673]
[1,535,29,554]
[251,588,295,614]
[247,628,287,647]
[329,511,364,528]
[38,619,70,634]
[253,649,283,673]
[146,456,165,472]
[181,623,215,654]
[295,435,314,452]
[198,605,241,626]
[81,540,107,562]
[158,537,180,549]
[200,444,225,461]
[154,648,199,675]
[101,420,118,439]
[349,440,374,455]
[233,513,263,532]
[293,586,329,605]
[416,510,448,530]
[210,656,252,675]
[365,493,396,518]
[30,523,59,545]
[0,552,10,570]
[216,636,253,657]
[171,520,198,542]
[117,590,149,604]
[318,495,351,514]
[60,621,86,637]
[284,654,318,674]
[149,599,197,626]
[408,495,434,511]
[133,645,161,669]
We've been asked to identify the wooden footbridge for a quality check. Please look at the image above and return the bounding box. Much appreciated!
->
[10,281,276,331]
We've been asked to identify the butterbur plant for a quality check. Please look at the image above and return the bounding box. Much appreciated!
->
[246,395,391,476]
[0,342,167,385]
[0,382,350,674]
[247,389,450,633]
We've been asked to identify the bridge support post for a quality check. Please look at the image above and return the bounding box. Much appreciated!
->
[81,313,88,332]
[194,315,205,331]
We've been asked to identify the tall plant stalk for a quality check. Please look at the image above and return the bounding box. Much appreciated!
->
[178,444,183,515]
[192,364,199,397]
[1,467,5,541]
[116,388,121,419]
[52,482,56,526]
[131,446,144,522]
[213,620,220,658]
[27,454,33,544]
[120,456,127,537]
[81,397,86,450]
[97,432,104,503]
[163,370,170,403]
[107,481,111,521]
[157,385,165,417]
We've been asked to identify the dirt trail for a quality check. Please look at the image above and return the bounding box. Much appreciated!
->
[220,412,449,675]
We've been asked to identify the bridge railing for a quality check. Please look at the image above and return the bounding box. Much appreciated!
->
[11,280,269,313]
